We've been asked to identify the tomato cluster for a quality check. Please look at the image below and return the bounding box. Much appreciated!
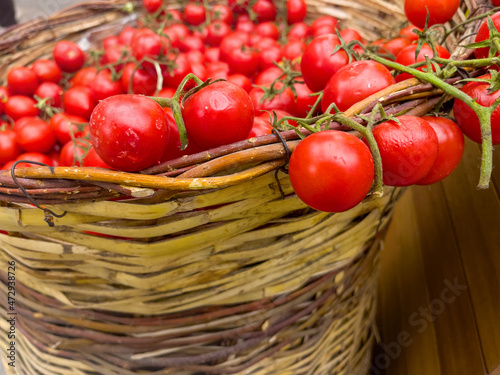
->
[0,0,480,214]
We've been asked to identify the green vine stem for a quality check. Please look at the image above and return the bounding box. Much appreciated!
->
[149,73,204,150]
[366,51,497,189]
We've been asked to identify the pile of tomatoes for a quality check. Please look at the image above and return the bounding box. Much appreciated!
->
[0,0,498,213]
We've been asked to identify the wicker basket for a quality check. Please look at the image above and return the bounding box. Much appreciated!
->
[0,0,488,374]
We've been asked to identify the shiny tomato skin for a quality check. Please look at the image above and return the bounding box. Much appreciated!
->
[15,117,56,153]
[368,115,439,186]
[283,38,306,61]
[417,116,464,185]
[14,152,53,168]
[293,80,317,117]
[474,12,500,59]
[289,130,374,212]
[34,82,63,108]
[63,86,96,120]
[142,0,162,13]
[404,0,460,28]
[90,70,124,102]
[89,95,169,171]
[248,116,273,138]
[288,22,310,40]
[224,46,260,77]
[399,24,421,41]
[259,46,283,70]
[321,60,395,112]
[118,26,137,45]
[60,139,89,166]
[50,113,87,145]
[121,63,156,96]
[53,41,85,73]
[32,59,62,83]
[453,75,500,145]
[301,34,349,92]
[82,146,113,169]
[162,53,193,89]
[205,21,232,47]
[182,81,254,150]
[249,86,296,115]
[159,111,203,163]
[255,66,283,86]
[210,5,233,25]
[287,0,307,24]
[183,3,206,26]
[0,129,21,165]
[252,0,277,22]
[7,67,39,96]
[72,67,98,87]
[382,37,412,59]
[4,96,39,120]
[394,43,450,81]
[227,74,253,93]
[255,22,280,40]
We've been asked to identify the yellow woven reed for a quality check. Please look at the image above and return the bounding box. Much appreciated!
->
[0,0,487,374]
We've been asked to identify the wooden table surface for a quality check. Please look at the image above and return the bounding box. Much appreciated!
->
[375,138,500,375]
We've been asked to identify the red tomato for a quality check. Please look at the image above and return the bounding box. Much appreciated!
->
[0,129,21,165]
[72,67,97,87]
[63,86,96,120]
[206,61,230,80]
[53,41,85,73]
[249,85,296,114]
[60,139,89,166]
[118,26,137,45]
[7,67,38,96]
[382,37,412,59]
[288,22,310,40]
[301,34,349,92]
[204,21,232,47]
[255,66,283,85]
[205,47,220,63]
[14,152,53,168]
[100,44,129,71]
[404,0,460,28]
[255,22,280,40]
[252,0,277,22]
[235,15,255,34]
[90,70,124,102]
[227,74,253,93]
[224,45,259,77]
[293,80,317,117]
[310,16,338,35]
[399,24,421,41]
[210,5,233,25]
[162,53,193,89]
[248,116,273,138]
[321,60,395,112]
[394,43,450,81]
[182,81,254,149]
[289,130,374,212]
[219,32,249,61]
[417,116,464,185]
[183,3,206,26]
[287,0,307,24]
[159,112,203,163]
[102,36,120,49]
[34,82,63,108]
[261,109,298,127]
[339,28,364,44]
[89,95,169,171]
[50,113,87,145]
[131,29,163,72]
[4,96,39,120]
[367,115,439,186]
[121,63,157,96]
[453,75,500,145]
[283,38,306,61]
[31,59,62,83]
[83,146,113,169]
[228,0,249,14]
[15,117,56,153]
[259,45,283,70]
[142,0,162,13]
[474,12,500,59]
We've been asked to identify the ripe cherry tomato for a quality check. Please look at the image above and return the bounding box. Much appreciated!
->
[255,22,280,40]
[142,0,163,13]
[227,74,253,93]
[64,86,96,120]
[0,129,21,165]
[417,116,464,185]
[252,0,277,22]
[339,28,364,44]
[283,38,306,61]
[162,53,193,88]
[453,74,500,145]
[259,45,283,70]
[121,63,157,96]
[15,117,56,153]
[394,43,450,81]
[224,45,260,77]
[310,16,338,37]
[83,146,113,169]
[287,0,307,24]
[289,130,374,212]
[32,59,62,83]
[288,22,310,40]
[183,3,206,26]
[60,139,90,166]
[210,5,233,25]
[7,67,38,96]
[100,44,129,72]
[301,34,349,92]
[72,67,97,87]
[159,112,203,163]
[204,21,232,47]
[34,82,63,108]
[399,24,421,41]
[118,26,137,45]
[293,80,317,117]
[50,113,87,145]
[322,60,395,112]
[474,12,500,59]
[182,81,254,150]
[249,85,296,115]
[248,116,273,138]
[367,115,439,186]
[404,0,460,28]
[90,70,124,102]
[4,96,39,120]
[382,37,412,59]
[53,41,85,73]
[13,152,53,168]
[89,95,169,171]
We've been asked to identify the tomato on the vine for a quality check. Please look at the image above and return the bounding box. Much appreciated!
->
[89,95,169,172]
[417,116,464,185]
[0,129,21,165]
[182,81,254,150]
[367,115,439,186]
[63,86,96,120]
[404,0,460,28]
[53,40,85,73]
[35,82,63,108]
[394,43,450,82]
[474,12,500,59]
[453,74,500,145]
[4,96,39,120]
[321,60,395,113]
[289,130,375,213]
[50,113,87,145]
[7,67,38,96]
[15,117,56,154]
[287,0,307,24]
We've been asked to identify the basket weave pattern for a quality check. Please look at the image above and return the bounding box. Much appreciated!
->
[0,0,486,373]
